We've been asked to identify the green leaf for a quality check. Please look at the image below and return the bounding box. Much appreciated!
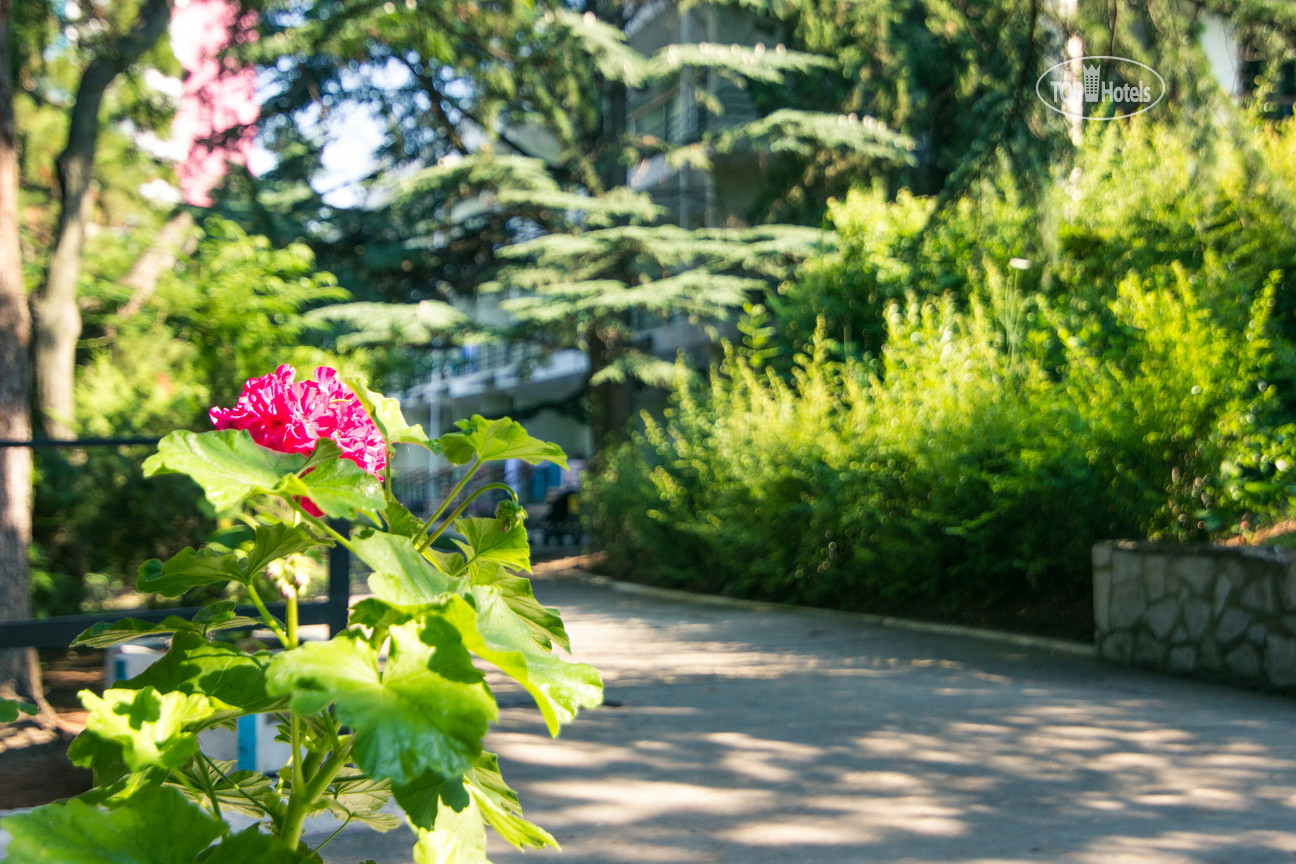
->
[266,624,496,787]
[469,563,570,652]
[244,522,320,574]
[468,752,558,851]
[277,457,385,519]
[196,826,308,864]
[0,787,222,864]
[384,726,551,850]
[346,377,436,449]
[452,517,531,573]
[352,528,461,605]
[316,770,402,832]
[191,600,264,634]
[140,522,321,599]
[137,549,245,597]
[143,429,304,513]
[438,415,567,468]
[388,770,452,831]
[0,697,38,722]
[124,631,283,716]
[442,592,602,735]
[383,496,427,538]
[75,607,265,650]
[411,782,488,864]
[74,617,200,649]
[169,759,280,821]
[297,437,345,473]
[71,687,217,775]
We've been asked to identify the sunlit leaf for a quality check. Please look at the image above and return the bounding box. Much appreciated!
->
[352,528,461,605]
[0,787,222,864]
[441,592,602,735]
[346,377,436,449]
[123,631,283,716]
[384,496,427,538]
[469,562,570,652]
[438,415,567,467]
[143,430,303,512]
[71,687,217,774]
[411,781,488,864]
[266,625,496,787]
[468,752,558,850]
[276,457,384,519]
[452,517,531,573]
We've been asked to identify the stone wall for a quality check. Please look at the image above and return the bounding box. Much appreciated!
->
[1093,540,1296,690]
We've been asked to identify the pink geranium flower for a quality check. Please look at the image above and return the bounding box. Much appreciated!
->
[210,366,387,513]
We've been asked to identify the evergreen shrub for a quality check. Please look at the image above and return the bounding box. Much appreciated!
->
[588,123,1296,624]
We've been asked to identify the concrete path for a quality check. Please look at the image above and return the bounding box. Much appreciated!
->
[5,571,1296,863]
[316,572,1296,864]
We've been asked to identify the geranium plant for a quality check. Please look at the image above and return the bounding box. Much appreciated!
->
[0,366,602,863]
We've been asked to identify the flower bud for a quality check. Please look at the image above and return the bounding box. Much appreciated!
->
[496,500,525,531]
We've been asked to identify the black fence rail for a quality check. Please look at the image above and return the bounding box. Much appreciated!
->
[0,437,352,650]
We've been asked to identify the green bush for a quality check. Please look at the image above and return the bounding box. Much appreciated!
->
[776,121,1296,367]
[588,272,1284,625]
[773,176,1040,360]
[590,120,1296,627]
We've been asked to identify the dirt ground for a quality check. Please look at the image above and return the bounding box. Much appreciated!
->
[0,649,101,809]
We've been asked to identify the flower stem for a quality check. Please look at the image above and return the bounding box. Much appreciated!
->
[245,580,290,648]
[283,588,308,852]
[286,589,299,647]
[421,483,519,550]
[311,814,353,854]
[281,735,352,851]
[285,499,359,555]
[414,458,481,545]
[172,769,218,818]
[196,758,222,819]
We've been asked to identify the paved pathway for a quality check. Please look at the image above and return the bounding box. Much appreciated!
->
[316,572,1296,864]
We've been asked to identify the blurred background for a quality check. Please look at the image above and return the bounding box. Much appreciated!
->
[4,0,1296,667]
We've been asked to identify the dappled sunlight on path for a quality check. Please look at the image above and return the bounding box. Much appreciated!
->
[318,576,1296,864]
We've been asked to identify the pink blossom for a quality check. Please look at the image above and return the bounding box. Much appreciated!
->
[171,0,260,207]
[210,366,387,514]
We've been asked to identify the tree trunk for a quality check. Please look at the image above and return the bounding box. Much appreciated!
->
[586,317,633,462]
[0,0,38,706]
[29,0,172,439]
[583,2,632,461]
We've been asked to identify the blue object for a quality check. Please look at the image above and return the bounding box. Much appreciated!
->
[237,715,258,770]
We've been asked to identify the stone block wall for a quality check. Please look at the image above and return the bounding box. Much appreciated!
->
[1093,540,1296,690]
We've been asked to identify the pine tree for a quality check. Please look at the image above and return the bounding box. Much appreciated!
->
[255,0,913,450]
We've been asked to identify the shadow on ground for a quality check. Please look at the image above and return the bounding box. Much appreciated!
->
[315,577,1296,864]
